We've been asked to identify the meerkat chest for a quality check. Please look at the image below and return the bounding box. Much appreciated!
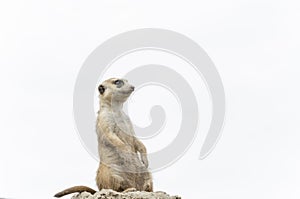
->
[112,112,134,135]
[100,110,135,136]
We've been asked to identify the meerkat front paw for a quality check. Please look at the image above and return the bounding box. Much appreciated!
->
[141,154,149,168]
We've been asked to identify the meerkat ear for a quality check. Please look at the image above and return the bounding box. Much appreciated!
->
[98,85,105,95]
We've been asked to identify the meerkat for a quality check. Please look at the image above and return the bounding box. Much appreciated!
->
[54,78,153,198]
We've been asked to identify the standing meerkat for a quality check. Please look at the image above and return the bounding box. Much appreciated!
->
[54,78,153,198]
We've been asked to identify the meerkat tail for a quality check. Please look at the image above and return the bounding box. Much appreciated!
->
[54,186,97,198]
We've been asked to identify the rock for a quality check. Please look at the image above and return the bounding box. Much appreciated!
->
[71,189,181,199]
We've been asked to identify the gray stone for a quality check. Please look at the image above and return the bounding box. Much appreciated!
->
[71,189,181,199]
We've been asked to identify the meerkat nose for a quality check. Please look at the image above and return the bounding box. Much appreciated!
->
[130,86,135,91]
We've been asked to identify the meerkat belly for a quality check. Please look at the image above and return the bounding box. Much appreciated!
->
[98,120,136,165]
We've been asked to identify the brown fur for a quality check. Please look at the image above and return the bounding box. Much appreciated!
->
[54,78,153,198]
[54,186,96,198]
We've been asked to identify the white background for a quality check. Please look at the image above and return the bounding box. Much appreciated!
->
[0,0,299,199]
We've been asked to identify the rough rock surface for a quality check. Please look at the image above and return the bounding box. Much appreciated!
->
[71,189,181,199]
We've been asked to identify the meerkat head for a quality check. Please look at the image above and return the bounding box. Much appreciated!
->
[98,78,135,104]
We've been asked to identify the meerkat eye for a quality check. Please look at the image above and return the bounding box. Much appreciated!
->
[114,80,124,87]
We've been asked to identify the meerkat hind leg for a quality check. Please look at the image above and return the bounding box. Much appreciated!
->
[122,187,137,193]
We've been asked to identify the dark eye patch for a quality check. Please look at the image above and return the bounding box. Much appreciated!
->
[114,79,124,88]
[98,84,105,94]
